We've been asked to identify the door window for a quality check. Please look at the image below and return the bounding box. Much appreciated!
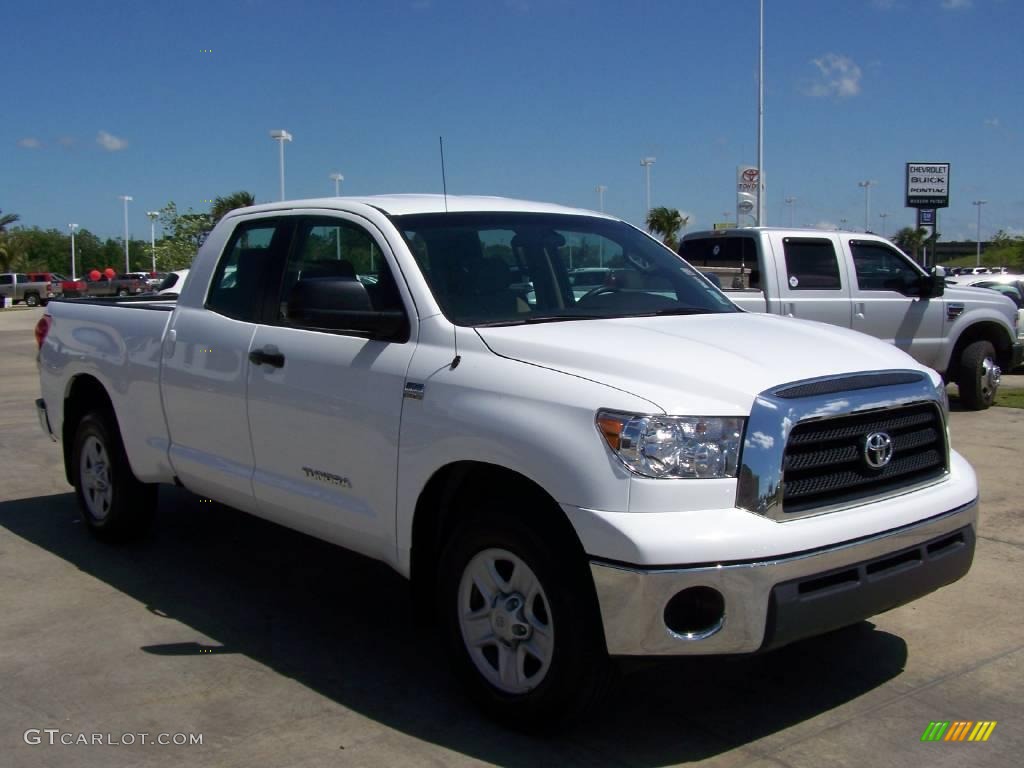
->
[206,221,287,322]
[850,241,922,292]
[678,236,760,289]
[276,218,405,330]
[782,238,841,290]
[0,275,12,285]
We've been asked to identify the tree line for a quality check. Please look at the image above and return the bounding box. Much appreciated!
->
[0,192,254,275]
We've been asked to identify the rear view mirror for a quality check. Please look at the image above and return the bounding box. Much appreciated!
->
[287,276,407,340]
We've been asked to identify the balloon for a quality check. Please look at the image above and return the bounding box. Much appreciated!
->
[89,270,101,281]
[104,268,116,279]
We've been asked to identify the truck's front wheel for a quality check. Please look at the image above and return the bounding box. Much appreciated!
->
[958,340,1000,410]
[71,410,156,540]
[438,510,610,729]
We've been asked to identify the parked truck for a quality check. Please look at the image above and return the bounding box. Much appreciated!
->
[36,197,978,727]
[0,273,53,307]
[679,228,1022,410]
[61,273,148,298]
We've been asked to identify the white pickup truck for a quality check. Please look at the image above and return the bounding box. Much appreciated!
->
[36,196,978,727]
[680,228,1023,410]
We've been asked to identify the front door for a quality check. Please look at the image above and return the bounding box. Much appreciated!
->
[246,214,416,563]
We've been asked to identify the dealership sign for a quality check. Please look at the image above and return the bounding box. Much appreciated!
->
[905,162,950,208]
[737,165,759,220]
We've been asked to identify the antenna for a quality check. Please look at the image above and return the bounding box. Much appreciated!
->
[439,136,449,213]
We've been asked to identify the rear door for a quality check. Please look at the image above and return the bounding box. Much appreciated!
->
[769,234,853,327]
[245,214,416,562]
[161,216,292,512]
[847,238,944,367]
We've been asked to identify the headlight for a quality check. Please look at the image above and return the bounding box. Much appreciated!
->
[596,410,745,479]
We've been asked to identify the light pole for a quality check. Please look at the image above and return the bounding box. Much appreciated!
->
[146,211,160,273]
[596,184,607,212]
[119,195,133,273]
[270,130,293,201]
[68,223,79,280]
[330,172,344,196]
[857,180,875,231]
[972,200,988,266]
[784,196,796,227]
[756,0,765,226]
[640,157,656,216]
[879,212,889,238]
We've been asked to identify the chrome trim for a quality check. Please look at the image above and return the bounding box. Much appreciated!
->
[736,370,948,522]
[590,499,977,656]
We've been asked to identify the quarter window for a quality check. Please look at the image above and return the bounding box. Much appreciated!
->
[782,238,841,291]
[678,237,760,289]
[206,221,285,322]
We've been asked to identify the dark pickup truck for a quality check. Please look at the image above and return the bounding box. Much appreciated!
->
[61,274,148,298]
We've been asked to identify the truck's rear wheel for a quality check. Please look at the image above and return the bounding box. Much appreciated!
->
[117,288,129,296]
[71,410,156,540]
[438,509,610,730]
[958,340,1000,410]
[25,293,40,307]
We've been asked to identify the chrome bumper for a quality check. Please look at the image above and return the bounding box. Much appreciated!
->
[590,500,977,656]
[35,398,57,442]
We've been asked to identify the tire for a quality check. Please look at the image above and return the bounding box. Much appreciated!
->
[957,340,1000,410]
[71,410,157,540]
[117,289,129,297]
[25,293,40,307]
[438,507,610,730]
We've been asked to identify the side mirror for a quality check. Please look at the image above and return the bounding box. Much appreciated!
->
[287,276,408,340]
[918,274,945,299]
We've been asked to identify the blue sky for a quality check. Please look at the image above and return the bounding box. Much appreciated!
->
[3,0,1022,241]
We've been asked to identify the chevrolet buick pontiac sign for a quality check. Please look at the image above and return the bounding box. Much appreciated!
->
[906,162,950,208]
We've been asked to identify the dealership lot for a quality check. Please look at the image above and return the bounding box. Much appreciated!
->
[2,306,1021,768]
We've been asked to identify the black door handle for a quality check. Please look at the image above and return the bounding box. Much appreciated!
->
[248,348,285,368]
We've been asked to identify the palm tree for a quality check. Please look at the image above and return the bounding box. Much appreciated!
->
[893,226,928,264]
[210,192,256,223]
[646,206,684,250]
[0,209,20,233]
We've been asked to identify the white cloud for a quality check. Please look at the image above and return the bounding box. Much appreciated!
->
[941,0,972,9]
[17,137,42,149]
[96,130,128,151]
[816,220,838,230]
[984,117,1000,128]
[806,53,863,98]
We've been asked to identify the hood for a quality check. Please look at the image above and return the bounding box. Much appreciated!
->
[944,284,1019,315]
[475,313,934,415]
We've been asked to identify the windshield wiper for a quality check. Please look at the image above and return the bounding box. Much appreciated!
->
[472,314,601,327]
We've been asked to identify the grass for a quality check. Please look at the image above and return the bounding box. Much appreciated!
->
[995,387,1024,409]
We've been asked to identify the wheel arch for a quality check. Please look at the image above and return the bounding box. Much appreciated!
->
[409,461,589,619]
[947,321,1013,381]
[61,374,117,485]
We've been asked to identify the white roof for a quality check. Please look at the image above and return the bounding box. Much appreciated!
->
[234,194,610,218]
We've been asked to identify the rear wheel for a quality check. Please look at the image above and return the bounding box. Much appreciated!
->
[117,288,129,297]
[71,410,156,540]
[438,508,610,730]
[25,293,40,307]
[958,340,1000,410]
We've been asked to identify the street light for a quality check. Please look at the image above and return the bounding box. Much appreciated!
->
[68,223,78,280]
[640,157,656,216]
[146,211,160,274]
[857,180,875,231]
[119,195,133,273]
[270,130,293,201]
[756,0,765,226]
[972,200,988,266]
[596,184,607,212]
[784,196,796,227]
[330,172,344,196]
[879,212,889,238]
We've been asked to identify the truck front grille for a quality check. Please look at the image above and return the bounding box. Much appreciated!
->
[781,403,947,514]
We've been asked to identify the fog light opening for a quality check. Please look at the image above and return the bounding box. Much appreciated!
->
[664,586,725,640]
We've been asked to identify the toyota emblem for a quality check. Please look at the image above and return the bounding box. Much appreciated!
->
[863,432,894,469]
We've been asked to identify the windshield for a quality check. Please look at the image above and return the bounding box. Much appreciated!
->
[394,212,736,326]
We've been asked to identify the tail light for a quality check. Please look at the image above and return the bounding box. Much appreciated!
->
[35,314,52,349]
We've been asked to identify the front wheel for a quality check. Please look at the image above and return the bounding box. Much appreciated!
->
[117,288,129,297]
[957,340,1000,410]
[438,511,610,729]
[71,410,157,540]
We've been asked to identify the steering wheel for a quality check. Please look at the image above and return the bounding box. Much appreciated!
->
[576,285,621,304]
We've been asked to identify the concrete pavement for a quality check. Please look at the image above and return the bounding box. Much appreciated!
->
[1,307,1021,767]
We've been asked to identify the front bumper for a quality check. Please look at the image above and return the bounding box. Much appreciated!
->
[590,499,977,655]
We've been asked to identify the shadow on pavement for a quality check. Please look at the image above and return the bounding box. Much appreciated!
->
[0,488,909,765]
